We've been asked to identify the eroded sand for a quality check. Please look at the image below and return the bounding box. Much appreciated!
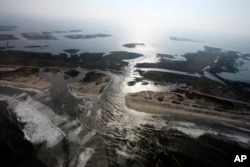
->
[68,72,111,98]
[125,90,250,126]
[0,67,50,90]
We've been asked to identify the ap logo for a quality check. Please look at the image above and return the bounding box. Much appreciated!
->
[231,151,250,167]
[234,155,247,163]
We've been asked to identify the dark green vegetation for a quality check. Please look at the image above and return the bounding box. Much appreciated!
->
[21,33,57,40]
[64,34,112,39]
[122,43,145,48]
[0,34,18,41]
[0,50,142,72]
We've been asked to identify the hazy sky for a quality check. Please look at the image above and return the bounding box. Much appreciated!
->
[1,0,250,36]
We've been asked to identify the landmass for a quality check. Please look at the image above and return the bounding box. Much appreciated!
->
[170,36,204,43]
[0,34,18,40]
[0,67,50,90]
[69,29,82,32]
[44,67,61,74]
[136,46,250,76]
[0,46,249,126]
[21,33,57,40]
[54,31,67,33]
[64,69,80,80]
[122,43,145,48]
[125,70,250,126]
[64,34,112,39]
[68,71,111,98]
[25,45,49,48]
[125,46,250,126]
[0,26,18,31]
[0,50,142,72]
[125,89,250,126]
[157,53,175,60]
[42,32,53,35]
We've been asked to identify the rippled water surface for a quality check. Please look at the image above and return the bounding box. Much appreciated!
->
[0,17,250,167]
[0,55,249,167]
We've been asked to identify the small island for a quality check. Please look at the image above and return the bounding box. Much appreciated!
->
[122,43,145,48]
[21,33,57,40]
[0,26,18,31]
[54,31,68,33]
[64,34,112,39]
[170,36,204,43]
[0,34,18,40]
[24,45,49,48]
[69,29,82,33]
[157,53,175,60]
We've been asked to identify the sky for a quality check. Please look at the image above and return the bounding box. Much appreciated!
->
[0,0,250,37]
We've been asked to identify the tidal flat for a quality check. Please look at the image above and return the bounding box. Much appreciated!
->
[0,30,249,167]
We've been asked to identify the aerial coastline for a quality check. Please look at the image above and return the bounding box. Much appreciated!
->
[0,67,50,90]
[0,46,249,123]
[68,71,111,98]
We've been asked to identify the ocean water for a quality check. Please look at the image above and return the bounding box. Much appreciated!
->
[0,16,250,167]
[1,16,250,56]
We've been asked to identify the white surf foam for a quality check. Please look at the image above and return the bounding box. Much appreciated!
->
[172,121,218,138]
[81,131,96,146]
[222,133,250,145]
[116,148,136,159]
[14,101,65,147]
[173,121,250,146]
[0,84,43,94]
[220,122,250,132]
[77,148,95,167]
[0,93,65,147]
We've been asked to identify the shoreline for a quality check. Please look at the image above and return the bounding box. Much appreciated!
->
[0,66,51,91]
[0,80,50,91]
[68,71,111,99]
[125,91,250,127]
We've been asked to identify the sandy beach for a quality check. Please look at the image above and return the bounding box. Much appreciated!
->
[0,67,50,90]
[68,72,111,98]
[125,90,250,126]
